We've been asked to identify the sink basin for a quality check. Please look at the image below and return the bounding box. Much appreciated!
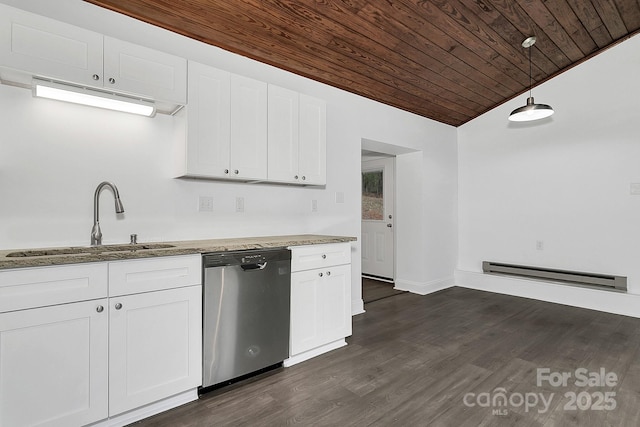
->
[6,243,175,258]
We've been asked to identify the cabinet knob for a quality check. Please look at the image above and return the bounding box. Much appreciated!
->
[96,305,104,313]
[294,175,299,180]
[322,254,327,259]
[92,74,100,81]
[108,77,116,84]
[302,176,306,181]
[319,272,323,277]
[115,302,123,310]
[224,169,229,174]
[326,271,331,276]
[234,170,239,175]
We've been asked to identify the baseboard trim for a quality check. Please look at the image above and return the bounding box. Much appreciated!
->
[394,276,454,295]
[283,339,347,367]
[88,389,198,427]
[455,269,640,318]
[352,298,365,316]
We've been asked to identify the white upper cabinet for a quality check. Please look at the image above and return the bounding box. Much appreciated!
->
[268,85,326,185]
[177,61,267,181]
[103,37,186,104]
[268,85,300,182]
[0,3,104,87]
[298,94,327,185]
[230,74,268,180]
[0,4,187,105]
[180,61,231,178]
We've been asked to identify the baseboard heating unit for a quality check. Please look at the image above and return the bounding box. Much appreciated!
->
[482,261,627,292]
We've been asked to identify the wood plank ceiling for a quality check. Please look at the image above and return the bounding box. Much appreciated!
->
[84,0,640,126]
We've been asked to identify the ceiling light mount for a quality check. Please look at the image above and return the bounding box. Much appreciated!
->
[509,36,554,122]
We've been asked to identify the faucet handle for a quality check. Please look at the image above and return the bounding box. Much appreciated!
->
[130,234,137,245]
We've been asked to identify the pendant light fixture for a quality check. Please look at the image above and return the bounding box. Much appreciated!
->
[509,36,554,122]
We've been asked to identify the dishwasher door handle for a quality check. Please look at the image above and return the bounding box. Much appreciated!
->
[241,262,268,271]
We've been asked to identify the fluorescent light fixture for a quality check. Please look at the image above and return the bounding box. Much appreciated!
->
[32,78,155,117]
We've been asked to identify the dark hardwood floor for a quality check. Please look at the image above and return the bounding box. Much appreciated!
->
[362,277,405,303]
[131,287,640,426]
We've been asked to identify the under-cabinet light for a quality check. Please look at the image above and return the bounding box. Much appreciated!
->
[32,78,156,117]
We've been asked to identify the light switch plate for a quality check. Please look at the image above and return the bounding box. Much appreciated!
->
[236,197,245,212]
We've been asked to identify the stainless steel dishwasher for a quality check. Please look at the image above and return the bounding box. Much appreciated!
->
[202,248,291,388]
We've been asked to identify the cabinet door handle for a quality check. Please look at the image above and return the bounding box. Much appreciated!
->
[96,305,104,313]
[115,302,123,310]
[302,176,306,181]
[108,77,116,84]
[294,175,299,180]
[322,254,327,259]
[234,170,239,175]
[326,271,331,276]
[224,169,229,174]
[92,74,100,81]
[319,272,323,277]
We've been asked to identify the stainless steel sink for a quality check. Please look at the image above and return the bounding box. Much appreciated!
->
[6,243,175,258]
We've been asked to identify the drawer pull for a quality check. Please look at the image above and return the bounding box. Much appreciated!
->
[319,272,323,277]
[326,271,331,276]
[322,254,327,259]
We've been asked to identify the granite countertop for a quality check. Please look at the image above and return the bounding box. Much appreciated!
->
[0,234,356,270]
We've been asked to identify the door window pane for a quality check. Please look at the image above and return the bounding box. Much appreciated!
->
[362,170,383,220]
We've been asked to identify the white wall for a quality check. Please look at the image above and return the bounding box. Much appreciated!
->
[0,0,458,314]
[457,34,640,315]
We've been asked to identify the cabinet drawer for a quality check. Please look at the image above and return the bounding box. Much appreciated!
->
[290,243,351,272]
[0,263,108,313]
[109,255,201,297]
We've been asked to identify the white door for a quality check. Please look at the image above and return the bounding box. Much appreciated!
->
[230,74,268,180]
[109,286,202,416]
[361,157,395,281]
[185,61,231,178]
[0,299,109,427]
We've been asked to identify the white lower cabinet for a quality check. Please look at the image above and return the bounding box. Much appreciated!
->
[0,255,202,427]
[287,243,352,366]
[0,298,109,427]
[109,285,201,416]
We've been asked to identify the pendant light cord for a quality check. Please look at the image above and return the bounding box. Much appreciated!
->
[529,44,532,98]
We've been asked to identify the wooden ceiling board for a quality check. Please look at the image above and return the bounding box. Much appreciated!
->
[83,0,640,126]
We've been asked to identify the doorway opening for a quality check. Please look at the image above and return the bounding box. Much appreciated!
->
[361,155,395,282]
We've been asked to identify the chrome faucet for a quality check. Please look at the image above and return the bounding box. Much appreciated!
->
[91,181,125,246]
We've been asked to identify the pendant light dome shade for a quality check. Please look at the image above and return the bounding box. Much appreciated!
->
[509,37,554,122]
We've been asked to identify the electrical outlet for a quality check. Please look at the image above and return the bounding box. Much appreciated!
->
[198,196,214,212]
[536,240,544,251]
[312,199,318,212]
[236,197,245,213]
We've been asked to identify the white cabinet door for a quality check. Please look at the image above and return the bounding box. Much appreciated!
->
[0,3,104,87]
[268,85,300,183]
[103,37,187,104]
[230,74,267,180]
[290,264,351,356]
[298,94,326,185]
[183,61,231,178]
[290,269,322,355]
[109,285,202,416]
[0,299,109,427]
[320,264,352,343]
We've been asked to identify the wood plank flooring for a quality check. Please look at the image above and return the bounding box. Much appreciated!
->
[131,287,640,426]
[362,277,406,303]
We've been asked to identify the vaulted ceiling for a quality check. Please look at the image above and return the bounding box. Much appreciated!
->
[84,0,640,126]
